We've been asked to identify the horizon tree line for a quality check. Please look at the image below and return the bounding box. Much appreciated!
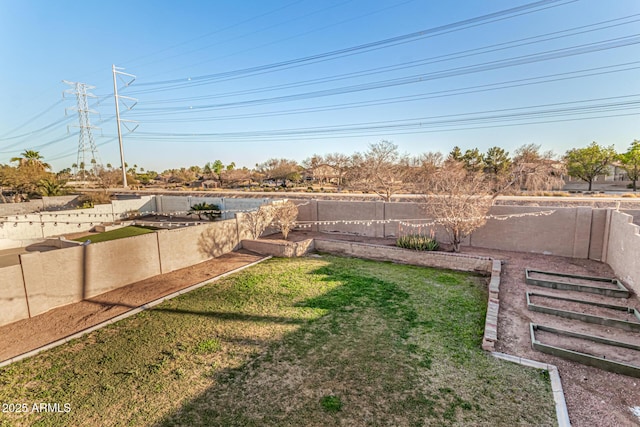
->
[1,140,639,202]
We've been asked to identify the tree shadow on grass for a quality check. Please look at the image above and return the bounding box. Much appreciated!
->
[150,308,307,325]
[151,260,435,427]
[84,297,309,327]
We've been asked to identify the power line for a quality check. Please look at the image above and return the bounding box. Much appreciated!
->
[0,99,65,139]
[131,13,640,107]
[131,34,640,114]
[125,94,640,141]
[121,0,307,68]
[138,0,359,77]
[135,0,576,89]
[129,62,640,123]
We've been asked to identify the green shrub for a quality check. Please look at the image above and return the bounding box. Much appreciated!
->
[187,202,221,220]
[396,234,439,251]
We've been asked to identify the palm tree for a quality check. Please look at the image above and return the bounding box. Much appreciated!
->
[10,150,51,170]
[38,177,65,196]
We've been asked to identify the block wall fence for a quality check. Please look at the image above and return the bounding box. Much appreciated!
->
[603,210,640,293]
[0,218,248,326]
[294,199,639,294]
[0,195,271,248]
[294,200,610,260]
[1,196,639,328]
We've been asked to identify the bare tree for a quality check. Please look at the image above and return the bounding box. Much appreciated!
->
[270,201,299,240]
[257,158,301,186]
[408,151,444,189]
[242,204,275,239]
[324,152,351,191]
[220,168,251,188]
[422,162,495,252]
[348,140,412,202]
[507,143,565,192]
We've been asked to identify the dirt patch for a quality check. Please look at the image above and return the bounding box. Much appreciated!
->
[528,270,622,289]
[461,246,640,427]
[0,250,264,362]
[535,329,640,366]
[529,293,640,324]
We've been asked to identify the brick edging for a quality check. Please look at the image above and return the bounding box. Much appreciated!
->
[482,259,502,352]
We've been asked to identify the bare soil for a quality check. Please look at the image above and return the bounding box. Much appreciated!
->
[0,250,264,362]
[529,293,640,323]
[462,245,640,427]
[528,270,621,289]
[536,329,640,366]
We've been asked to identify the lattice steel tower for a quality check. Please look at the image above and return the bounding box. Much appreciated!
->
[63,81,101,178]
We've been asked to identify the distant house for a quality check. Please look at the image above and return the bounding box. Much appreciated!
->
[303,164,341,185]
[564,162,628,183]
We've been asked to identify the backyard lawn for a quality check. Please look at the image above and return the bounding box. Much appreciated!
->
[0,255,555,426]
[71,225,155,243]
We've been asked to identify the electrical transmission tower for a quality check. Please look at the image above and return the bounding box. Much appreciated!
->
[112,65,138,189]
[63,81,102,179]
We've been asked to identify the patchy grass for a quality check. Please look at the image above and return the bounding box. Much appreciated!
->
[72,225,155,243]
[320,395,342,412]
[0,256,555,426]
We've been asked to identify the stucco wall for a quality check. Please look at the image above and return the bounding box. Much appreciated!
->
[469,206,593,258]
[0,197,277,327]
[112,196,157,216]
[241,238,315,257]
[588,209,608,261]
[605,210,640,293]
[155,195,190,214]
[84,233,162,298]
[296,200,598,258]
[0,265,29,325]
[157,220,240,273]
[0,196,79,216]
[20,246,85,317]
[622,209,640,226]
[0,196,156,241]
[155,195,271,219]
[315,200,384,236]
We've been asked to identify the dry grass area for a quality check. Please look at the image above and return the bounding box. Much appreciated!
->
[0,255,555,426]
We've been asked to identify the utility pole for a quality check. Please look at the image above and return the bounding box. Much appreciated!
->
[112,65,137,189]
[63,81,101,180]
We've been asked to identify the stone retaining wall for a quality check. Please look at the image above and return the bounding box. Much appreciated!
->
[241,239,315,258]
[314,239,492,273]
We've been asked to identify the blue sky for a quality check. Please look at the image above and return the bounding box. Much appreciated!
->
[1,0,639,172]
